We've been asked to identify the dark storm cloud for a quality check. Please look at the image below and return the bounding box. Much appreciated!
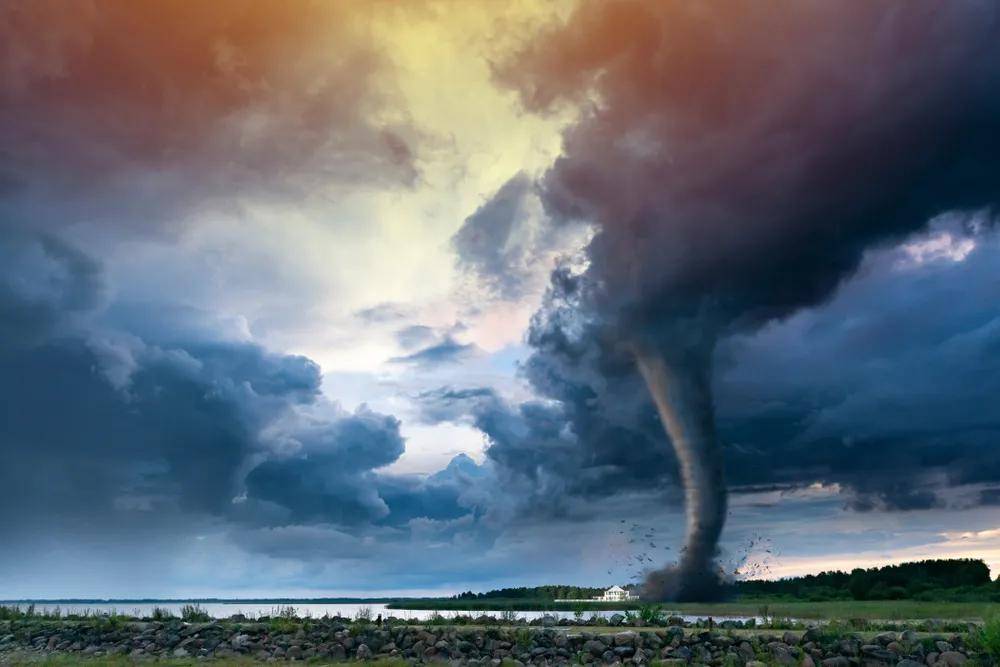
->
[0,237,480,564]
[715,219,1000,510]
[452,172,588,301]
[453,173,536,299]
[376,454,488,525]
[495,0,1000,597]
[0,235,105,346]
[244,408,405,525]
[425,221,1000,523]
[0,0,417,234]
[980,489,1000,507]
[418,382,670,510]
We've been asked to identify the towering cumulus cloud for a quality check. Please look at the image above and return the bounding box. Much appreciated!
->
[501,1,1000,599]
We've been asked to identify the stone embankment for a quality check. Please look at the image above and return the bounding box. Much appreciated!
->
[0,618,985,665]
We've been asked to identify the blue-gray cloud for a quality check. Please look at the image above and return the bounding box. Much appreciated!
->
[423,221,1000,514]
[389,335,479,368]
[0,235,491,574]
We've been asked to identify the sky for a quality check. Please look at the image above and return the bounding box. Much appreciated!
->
[1,0,999,599]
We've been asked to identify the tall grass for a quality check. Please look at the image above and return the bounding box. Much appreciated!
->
[971,615,1000,660]
[180,604,211,622]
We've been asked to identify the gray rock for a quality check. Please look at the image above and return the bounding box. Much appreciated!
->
[874,633,897,646]
[936,642,954,653]
[609,613,626,626]
[614,631,637,646]
[936,651,967,667]
[356,643,373,660]
[899,660,925,667]
[822,657,851,667]
[668,645,693,661]
[771,645,798,665]
[802,628,823,644]
[583,639,607,656]
[861,644,897,665]
[172,647,189,657]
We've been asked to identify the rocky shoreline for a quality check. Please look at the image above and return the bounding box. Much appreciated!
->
[0,617,990,665]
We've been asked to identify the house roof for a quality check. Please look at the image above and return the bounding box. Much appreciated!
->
[605,585,625,592]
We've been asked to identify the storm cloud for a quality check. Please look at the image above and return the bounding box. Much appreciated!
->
[0,235,485,576]
[0,0,418,235]
[491,0,1000,597]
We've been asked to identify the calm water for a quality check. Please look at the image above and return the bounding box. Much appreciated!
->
[2,602,754,624]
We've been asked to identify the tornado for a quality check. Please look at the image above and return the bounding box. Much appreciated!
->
[633,345,726,600]
[502,0,1000,601]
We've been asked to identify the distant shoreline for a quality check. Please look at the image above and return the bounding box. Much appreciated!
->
[0,598,400,604]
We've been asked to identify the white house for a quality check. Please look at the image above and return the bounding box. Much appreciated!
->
[597,585,637,601]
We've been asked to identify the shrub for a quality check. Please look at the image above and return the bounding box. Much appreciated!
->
[500,609,520,624]
[639,604,665,625]
[180,603,211,622]
[150,606,174,621]
[971,616,1000,660]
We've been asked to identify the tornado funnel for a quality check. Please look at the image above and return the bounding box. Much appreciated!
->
[634,348,727,601]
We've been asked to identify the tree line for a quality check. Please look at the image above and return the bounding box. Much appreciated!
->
[736,558,998,601]
[450,559,998,603]
[452,586,606,600]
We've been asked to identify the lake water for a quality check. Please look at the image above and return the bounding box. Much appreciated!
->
[2,602,754,624]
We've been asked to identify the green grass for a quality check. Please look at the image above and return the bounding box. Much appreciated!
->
[387,597,998,620]
[969,614,1000,659]
[387,598,645,611]
[666,599,998,620]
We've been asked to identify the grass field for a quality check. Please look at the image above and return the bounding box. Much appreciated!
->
[387,598,998,621]
[667,599,998,620]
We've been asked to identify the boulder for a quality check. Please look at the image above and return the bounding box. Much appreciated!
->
[860,644,897,665]
[936,651,967,667]
[821,657,851,667]
[771,645,798,665]
[874,632,897,646]
[614,631,637,646]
